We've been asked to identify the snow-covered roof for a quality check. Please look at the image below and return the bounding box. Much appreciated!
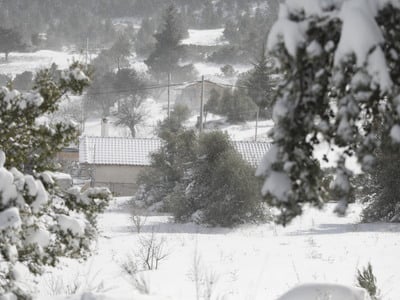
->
[79,136,162,166]
[233,141,271,168]
[79,136,270,168]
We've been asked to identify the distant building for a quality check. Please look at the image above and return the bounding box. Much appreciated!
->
[79,136,161,196]
[176,80,225,112]
[56,147,79,164]
[79,136,270,196]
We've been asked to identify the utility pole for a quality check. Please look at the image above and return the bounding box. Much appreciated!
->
[167,73,171,119]
[199,76,205,133]
[255,108,259,141]
[85,37,89,66]
[81,96,86,133]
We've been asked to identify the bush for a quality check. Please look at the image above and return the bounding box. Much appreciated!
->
[204,88,221,117]
[204,88,258,123]
[219,89,258,122]
[135,115,197,210]
[0,152,112,298]
[356,263,379,300]
[202,148,267,226]
[208,45,246,64]
[13,71,34,91]
[362,135,400,222]
[195,132,267,226]
[136,127,269,227]
[220,65,235,77]
[172,64,198,83]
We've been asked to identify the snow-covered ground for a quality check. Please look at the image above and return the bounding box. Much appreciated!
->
[193,62,252,77]
[3,37,399,300]
[35,198,400,300]
[1,50,258,141]
[0,50,86,76]
[84,98,165,138]
[182,29,228,47]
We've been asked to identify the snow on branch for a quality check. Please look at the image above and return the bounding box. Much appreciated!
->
[259,0,400,224]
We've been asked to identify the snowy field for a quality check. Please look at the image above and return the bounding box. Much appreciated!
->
[0,50,85,76]
[35,198,400,300]
[83,108,273,142]
[4,36,397,299]
[0,50,259,141]
[182,29,228,46]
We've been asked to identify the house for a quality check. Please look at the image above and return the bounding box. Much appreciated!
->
[56,147,79,163]
[175,80,226,112]
[233,140,271,168]
[79,136,162,196]
[79,136,270,196]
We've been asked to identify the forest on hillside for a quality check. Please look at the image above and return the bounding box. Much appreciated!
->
[0,0,279,52]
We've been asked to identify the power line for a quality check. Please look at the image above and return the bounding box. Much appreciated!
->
[86,81,194,96]
[85,78,249,97]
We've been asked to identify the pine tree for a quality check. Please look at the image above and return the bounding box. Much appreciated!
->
[112,68,148,137]
[0,26,24,61]
[135,18,156,57]
[110,34,132,70]
[362,130,400,222]
[243,43,277,118]
[0,62,91,173]
[145,4,187,79]
[0,63,112,298]
[257,2,400,224]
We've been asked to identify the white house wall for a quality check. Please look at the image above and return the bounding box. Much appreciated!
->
[92,165,148,196]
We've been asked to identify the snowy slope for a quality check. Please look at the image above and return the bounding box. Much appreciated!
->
[181,29,228,47]
[0,50,86,76]
[36,199,400,300]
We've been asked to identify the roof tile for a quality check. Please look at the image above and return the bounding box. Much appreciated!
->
[79,136,270,168]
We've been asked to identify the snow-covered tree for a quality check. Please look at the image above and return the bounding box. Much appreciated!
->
[0,62,91,173]
[257,0,400,224]
[135,18,156,58]
[113,68,148,137]
[0,63,112,298]
[0,152,112,299]
[243,44,278,118]
[145,4,187,79]
[109,34,132,71]
[136,116,267,226]
[0,26,24,61]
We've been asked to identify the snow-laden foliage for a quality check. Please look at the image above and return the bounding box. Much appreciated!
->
[258,0,400,224]
[135,110,267,226]
[0,151,112,299]
[0,62,91,173]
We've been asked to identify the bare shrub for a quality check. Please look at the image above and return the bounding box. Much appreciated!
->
[131,210,147,234]
[190,244,220,300]
[133,273,151,295]
[42,273,80,296]
[42,262,111,296]
[121,253,139,276]
[138,230,169,270]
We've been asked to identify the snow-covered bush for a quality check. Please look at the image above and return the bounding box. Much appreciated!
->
[0,151,111,299]
[170,131,268,226]
[64,186,112,227]
[137,121,268,226]
[257,0,400,224]
[361,132,400,222]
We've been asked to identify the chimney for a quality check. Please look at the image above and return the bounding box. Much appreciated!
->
[101,117,109,137]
